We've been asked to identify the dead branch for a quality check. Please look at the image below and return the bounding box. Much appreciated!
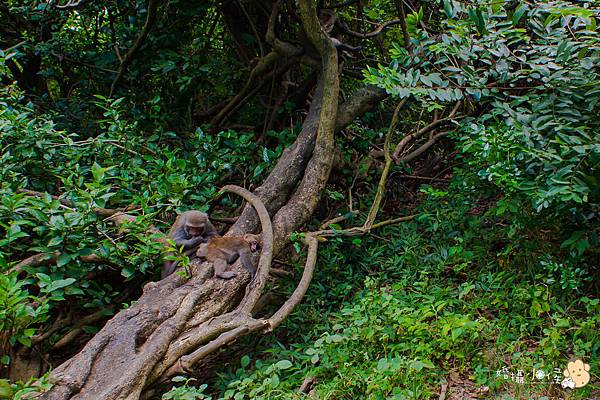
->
[320,211,358,229]
[31,312,73,345]
[391,101,461,162]
[338,18,405,38]
[237,0,264,58]
[213,58,298,129]
[396,131,449,163]
[51,309,113,350]
[17,188,167,243]
[210,51,281,128]
[393,174,450,182]
[7,251,120,276]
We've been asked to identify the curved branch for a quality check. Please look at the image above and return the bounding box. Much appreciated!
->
[391,101,461,162]
[397,132,449,163]
[219,185,273,315]
[265,233,318,330]
[363,99,406,229]
[109,0,159,96]
[338,18,404,38]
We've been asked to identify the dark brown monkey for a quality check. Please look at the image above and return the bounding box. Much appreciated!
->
[162,210,218,278]
[195,234,262,279]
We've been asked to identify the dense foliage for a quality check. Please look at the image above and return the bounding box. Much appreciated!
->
[0,0,598,398]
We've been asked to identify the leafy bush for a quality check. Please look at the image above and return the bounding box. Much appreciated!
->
[364,0,600,214]
[0,70,291,368]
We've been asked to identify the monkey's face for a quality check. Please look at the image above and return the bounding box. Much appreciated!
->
[245,234,262,252]
[186,224,204,237]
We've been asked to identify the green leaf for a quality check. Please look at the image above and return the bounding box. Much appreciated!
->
[241,355,250,368]
[512,4,528,25]
[442,0,453,18]
[56,253,71,268]
[45,278,76,293]
[270,374,280,388]
[275,360,292,370]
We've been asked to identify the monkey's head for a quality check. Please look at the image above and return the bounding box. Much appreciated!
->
[243,234,262,252]
[184,210,209,237]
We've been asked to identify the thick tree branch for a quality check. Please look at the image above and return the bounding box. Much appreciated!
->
[268,0,339,249]
[219,186,274,315]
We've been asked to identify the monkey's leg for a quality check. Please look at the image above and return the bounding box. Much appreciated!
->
[224,252,240,264]
[162,260,177,279]
[213,258,237,279]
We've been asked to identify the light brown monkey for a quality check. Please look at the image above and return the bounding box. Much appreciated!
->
[195,234,262,279]
[162,210,218,279]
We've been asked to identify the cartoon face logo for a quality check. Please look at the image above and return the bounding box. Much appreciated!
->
[563,359,591,388]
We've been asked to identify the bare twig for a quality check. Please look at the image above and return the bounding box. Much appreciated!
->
[396,132,449,163]
[110,0,159,96]
[338,18,405,38]
[7,252,120,275]
[394,174,450,182]
[237,0,264,58]
[391,101,461,162]
[320,211,358,229]
[364,98,406,229]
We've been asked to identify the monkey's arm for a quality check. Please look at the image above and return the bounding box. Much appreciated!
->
[238,248,256,277]
[162,260,176,279]
[162,247,196,279]
[223,250,240,264]
[171,229,204,249]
